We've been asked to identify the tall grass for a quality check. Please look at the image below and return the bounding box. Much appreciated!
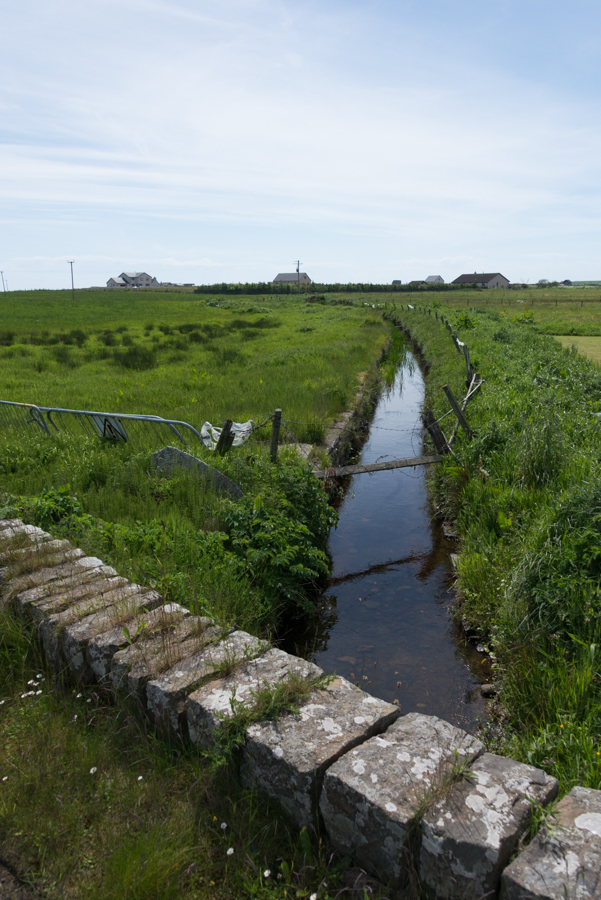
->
[394,303,601,794]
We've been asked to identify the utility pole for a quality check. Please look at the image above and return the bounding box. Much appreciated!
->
[0,271,5,292]
[68,260,75,301]
[295,259,302,293]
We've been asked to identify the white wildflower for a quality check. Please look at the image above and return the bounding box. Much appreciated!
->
[89,767,97,774]
[2,776,7,782]
[86,698,91,703]
[310,894,317,900]
[76,693,82,699]
[0,700,5,705]
[220,822,227,830]
[137,776,143,781]
[263,869,271,878]
[36,690,42,696]
[226,847,234,856]
[36,674,43,679]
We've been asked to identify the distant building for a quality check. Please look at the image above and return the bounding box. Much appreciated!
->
[408,280,428,287]
[452,273,509,289]
[107,272,160,289]
[425,275,444,284]
[392,280,402,285]
[273,273,312,285]
[561,279,573,286]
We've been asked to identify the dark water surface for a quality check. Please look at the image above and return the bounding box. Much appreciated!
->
[289,345,487,731]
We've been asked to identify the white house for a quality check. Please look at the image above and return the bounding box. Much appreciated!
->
[425,275,444,284]
[107,272,160,289]
[273,272,312,285]
[452,273,509,289]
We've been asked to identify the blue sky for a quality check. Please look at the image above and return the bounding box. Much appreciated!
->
[1,0,600,289]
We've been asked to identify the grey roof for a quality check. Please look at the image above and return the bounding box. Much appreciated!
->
[452,273,507,284]
[273,272,310,282]
[425,275,444,283]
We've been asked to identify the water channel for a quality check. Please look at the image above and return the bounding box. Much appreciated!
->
[289,340,487,732]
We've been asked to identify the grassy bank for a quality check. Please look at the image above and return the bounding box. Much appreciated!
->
[0,292,402,897]
[392,302,601,795]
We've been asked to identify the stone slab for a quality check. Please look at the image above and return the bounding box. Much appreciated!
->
[186,647,322,746]
[111,615,217,697]
[501,785,601,900]
[0,538,73,566]
[319,713,484,888]
[28,576,130,627]
[88,602,190,682]
[419,752,558,899]
[0,518,25,531]
[151,446,244,499]
[0,523,51,540]
[38,582,154,671]
[11,566,120,619]
[147,629,267,735]
[3,555,107,603]
[60,587,163,681]
[242,677,401,830]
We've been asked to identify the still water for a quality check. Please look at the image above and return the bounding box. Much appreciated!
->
[289,343,486,732]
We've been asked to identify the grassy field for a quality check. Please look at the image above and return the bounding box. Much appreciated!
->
[556,335,601,363]
[0,289,397,899]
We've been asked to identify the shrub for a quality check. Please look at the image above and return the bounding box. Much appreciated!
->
[113,344,157,370]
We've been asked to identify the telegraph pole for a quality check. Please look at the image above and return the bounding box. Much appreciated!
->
[0,271,5,292]
[68,260,75,301]
[295,259,302,293]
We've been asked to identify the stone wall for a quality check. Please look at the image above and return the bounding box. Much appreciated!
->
[1,518,599,899]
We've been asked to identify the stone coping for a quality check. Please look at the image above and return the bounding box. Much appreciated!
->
[0,518,598,900]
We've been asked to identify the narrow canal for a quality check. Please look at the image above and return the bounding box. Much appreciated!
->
[291,339,486,732]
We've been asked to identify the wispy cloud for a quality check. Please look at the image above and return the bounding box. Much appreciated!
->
[1,0,600,287]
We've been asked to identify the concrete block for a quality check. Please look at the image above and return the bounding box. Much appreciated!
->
[242,677,401,830]
[319,713,484,888]
[60,588,163,682]
[147,630,267,735]
[501,785,601,900]
[0,538,72,566]
[419,752,558,899]
[88,602,190,682]
[151,446,244,499]
[186,647,322,746]
[111,615,218,697]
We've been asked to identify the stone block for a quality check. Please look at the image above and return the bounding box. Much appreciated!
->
[60,588,163,682]
[186,647,322,746]
[151,446,244,499]
[88,602,190,682]
[147,630,267,735]
[242,677,401,830]
[501,785,601,900]
[27,576,129,627]
[0,538,71,566]
[11,566,121,619]
[38,582,155,671]
[111,615,218,697]
[4,555,107,604]
[419,752,558,899]
[319,713,484,888]
[0,518,25,532]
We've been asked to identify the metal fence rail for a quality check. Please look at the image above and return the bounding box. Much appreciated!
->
[0,400,204,447]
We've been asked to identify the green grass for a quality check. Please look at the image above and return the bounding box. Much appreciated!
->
[0,291,388,428]
[556,335,601,363]
[391,300,601,796]
[0,613,359,900]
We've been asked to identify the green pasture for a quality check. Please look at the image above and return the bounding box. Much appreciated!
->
[0,290,388,428]
[556,335,601,364]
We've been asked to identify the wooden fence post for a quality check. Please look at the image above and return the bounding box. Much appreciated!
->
[443,385,473,439]
[423,409,449,454]
[215,419,234,455]
[270,408,282,462]
[463,344,473,383]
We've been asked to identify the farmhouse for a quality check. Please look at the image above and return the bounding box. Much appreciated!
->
[425,275,444,284]
[273,273,312,285]
[452,273,509,289]
[408,280,428,287]
[107,272,160,289]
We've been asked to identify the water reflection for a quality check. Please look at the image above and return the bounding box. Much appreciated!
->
[285,342,487,731]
